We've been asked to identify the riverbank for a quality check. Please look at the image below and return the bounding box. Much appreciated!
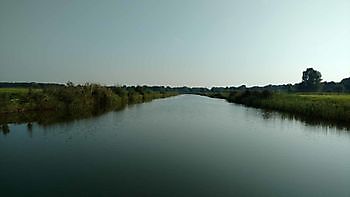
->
[205,91,350,124]
[0,85,177,124]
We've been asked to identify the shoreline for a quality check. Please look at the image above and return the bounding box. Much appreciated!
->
[0,85,178,125]
[203,91,350,129]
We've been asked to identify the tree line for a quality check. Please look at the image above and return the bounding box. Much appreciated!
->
[1,68,349,94]
[211,68,350,93]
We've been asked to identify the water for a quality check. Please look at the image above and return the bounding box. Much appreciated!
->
[1,95,350,196]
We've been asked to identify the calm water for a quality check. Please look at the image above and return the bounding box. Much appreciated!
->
[1,95,350,196]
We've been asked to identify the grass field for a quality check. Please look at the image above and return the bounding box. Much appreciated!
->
[207,91,350,124]
[298,94,350,101]
[0,88,42,94]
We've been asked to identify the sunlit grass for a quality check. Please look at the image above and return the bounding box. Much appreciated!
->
[0,88,42,94]
[298,94,350,101]
[207,91,350,123]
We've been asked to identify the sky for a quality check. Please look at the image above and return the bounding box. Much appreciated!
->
[0,0,349,87]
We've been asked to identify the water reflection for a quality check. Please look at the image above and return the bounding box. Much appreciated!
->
[1,95,349,197]
[253,108,350,133]
[26,123,33,138]
[2,98,350,136]
[0,106,127,135]
[27,122,33,130]
[1,124,10,135]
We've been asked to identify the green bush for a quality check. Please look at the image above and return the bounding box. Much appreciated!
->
[0,85,178,124]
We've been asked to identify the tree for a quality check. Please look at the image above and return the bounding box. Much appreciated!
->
[341,78,350,92]
[301,68,322,91]
[66,81,74,87]
[322,81,344,92]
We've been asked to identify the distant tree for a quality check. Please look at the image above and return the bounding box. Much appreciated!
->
[341,78,350,92]
[286,84,294,92]
[322,81,344,93]
[301,68,322,91]
[66,81,74,87]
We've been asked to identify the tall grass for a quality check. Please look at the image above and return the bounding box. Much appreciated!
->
[207,91,350,123]
[0,88,42,94]
[0,85,178,122]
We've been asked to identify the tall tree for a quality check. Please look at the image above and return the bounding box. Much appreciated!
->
[301,68,322,91]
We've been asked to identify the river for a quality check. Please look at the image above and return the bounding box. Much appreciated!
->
[1,95,349,196]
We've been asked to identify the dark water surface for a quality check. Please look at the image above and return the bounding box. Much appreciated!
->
[1,95,350,196]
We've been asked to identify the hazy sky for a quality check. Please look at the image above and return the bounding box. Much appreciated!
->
[0,0,349,87]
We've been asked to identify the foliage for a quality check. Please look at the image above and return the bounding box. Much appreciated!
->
[341,78,350,91]
[0,84,178,124]
[299,68,322,91]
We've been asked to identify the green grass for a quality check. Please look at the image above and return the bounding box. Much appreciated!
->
[0,88,41,94]
[265,94,350,123]
[207,91,350,124]
[298,94,350,101]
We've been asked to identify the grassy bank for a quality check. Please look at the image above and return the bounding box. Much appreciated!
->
[0,85,177,124]
[206,91,350,123]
